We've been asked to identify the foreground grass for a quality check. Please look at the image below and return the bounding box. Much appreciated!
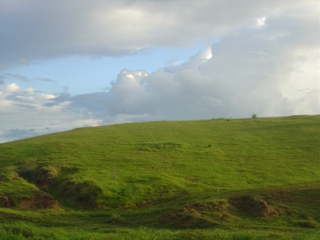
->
[0,220,319,240]
[0,115,319,238]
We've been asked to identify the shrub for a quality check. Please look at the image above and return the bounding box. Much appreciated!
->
[251,113,257,118]
[61,179,104,208]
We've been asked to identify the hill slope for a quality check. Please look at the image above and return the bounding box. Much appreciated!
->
[0,115,319,238]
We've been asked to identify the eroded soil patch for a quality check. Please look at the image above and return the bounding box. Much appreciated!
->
[230,195,282,218]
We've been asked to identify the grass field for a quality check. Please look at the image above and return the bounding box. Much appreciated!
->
[0,115,319,239]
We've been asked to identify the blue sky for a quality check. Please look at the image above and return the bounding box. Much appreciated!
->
[0,0,319,143]
[3,45,209,94]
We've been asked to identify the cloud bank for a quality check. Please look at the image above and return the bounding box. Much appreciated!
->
[0,0,319,143]
[0,0,313,68]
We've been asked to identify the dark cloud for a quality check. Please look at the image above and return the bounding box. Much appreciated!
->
[0,73,30,82]
[0,128,38,140]
[0,0,307,69]
[34,78,57,83]
[0,74,57,84]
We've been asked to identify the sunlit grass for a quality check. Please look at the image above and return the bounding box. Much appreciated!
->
[0,115,319,238]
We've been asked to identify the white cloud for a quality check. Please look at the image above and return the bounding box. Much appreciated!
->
[5,83,20,92]
[256,17,267,27]
[0,83,102,143]
[51,16,318,123]
[87,6,318,120]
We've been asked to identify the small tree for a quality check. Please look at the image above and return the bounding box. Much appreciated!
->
[251,113,257,118]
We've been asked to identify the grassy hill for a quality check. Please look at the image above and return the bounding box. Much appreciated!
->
[0,115,319,239]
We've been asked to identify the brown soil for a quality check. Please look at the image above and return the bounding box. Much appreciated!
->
[162,195,284,228]
[162,201,231,228]
[34,166,59,190]
[162,208,219,228]
[19,194,61,210]
[230,195,281,218]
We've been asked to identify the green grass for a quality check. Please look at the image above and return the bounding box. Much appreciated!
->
[0,220,319,240]
[0,115,319,239]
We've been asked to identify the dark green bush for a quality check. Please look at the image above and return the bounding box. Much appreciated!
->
[61,179,104,208]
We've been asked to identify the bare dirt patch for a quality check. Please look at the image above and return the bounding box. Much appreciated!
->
[19,194,61,210]
[162,200,234,228]
[230,195,282,218]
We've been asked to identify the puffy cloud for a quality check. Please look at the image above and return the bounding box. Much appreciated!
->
[256,17,267,27]
[5,83,20,92]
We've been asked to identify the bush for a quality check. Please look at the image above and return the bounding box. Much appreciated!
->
[61,179,104,208]
[251,113,257,118]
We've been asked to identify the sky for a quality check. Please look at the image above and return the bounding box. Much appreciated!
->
[0,0,319,143]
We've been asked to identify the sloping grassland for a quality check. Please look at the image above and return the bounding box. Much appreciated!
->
[0,115,319,239]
